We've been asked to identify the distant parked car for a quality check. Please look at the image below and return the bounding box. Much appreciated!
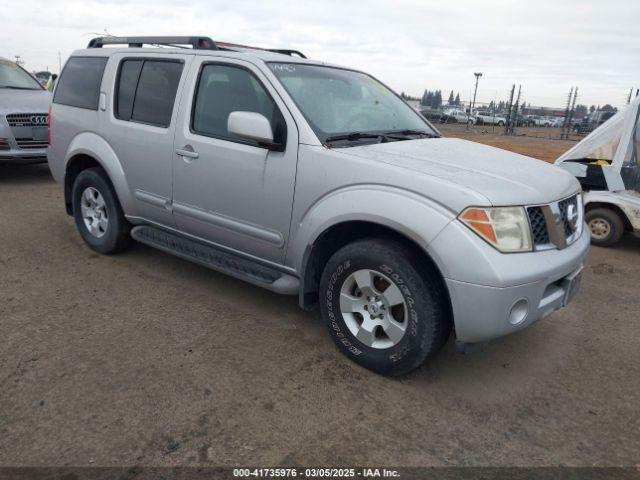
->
[419,107,444,122]
[475,111,506,126]
[573,110,616,135]
[441,108,476,124]
[529,115,553,127]
[0,57,51,164]
[34,71,57,91]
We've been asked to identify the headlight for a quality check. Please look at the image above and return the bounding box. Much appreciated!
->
[460,206,532,253]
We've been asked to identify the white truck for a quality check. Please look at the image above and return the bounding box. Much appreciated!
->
[557,97,640,246]
[475,111,506,126]
[440,108,476,125]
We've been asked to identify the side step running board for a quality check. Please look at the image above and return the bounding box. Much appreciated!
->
[130,225,299,295]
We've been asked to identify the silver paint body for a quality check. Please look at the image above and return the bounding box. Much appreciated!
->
[48,47,589,343]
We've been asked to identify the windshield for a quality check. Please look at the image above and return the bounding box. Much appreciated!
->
[0,60,42,90]
[268,63,436,144]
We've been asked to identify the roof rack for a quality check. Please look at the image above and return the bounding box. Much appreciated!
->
[266,49,307,59]
[87,36,218,50]
[213,41,307,58]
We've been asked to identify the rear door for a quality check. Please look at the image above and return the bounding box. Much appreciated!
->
[106,52,192,226]
[171,57,299,264]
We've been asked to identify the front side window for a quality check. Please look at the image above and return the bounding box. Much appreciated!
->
[54,57,108,110]
[268,63,436,144]
[0,60,42,90]
[191,64,286,146]
[115,59,183,127]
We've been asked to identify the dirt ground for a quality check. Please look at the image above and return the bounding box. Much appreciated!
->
[1,134,639,469]
[439,124,578,162]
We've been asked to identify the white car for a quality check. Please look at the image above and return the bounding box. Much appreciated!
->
[441,108,476,124]
[475,111,506,126]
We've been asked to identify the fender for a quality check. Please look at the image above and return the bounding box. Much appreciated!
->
[288,184,457,275]
[64,132,136,216]
[584,190,640,230]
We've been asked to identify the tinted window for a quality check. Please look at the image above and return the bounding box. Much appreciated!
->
[192,64,285,145]
[115,60,143,121]
[131,61,183,127]
[54,57,108,110]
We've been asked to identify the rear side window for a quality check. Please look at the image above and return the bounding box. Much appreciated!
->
[53,57,108,110]
[115,60,143,120]
[115,59,183,127]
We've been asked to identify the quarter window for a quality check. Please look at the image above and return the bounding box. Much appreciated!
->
[53,57,108,110]
[115,59,183,127]
[191,64,286,146]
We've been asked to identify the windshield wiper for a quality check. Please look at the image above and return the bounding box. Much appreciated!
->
[324,132,386,145]
[383,129,440,139]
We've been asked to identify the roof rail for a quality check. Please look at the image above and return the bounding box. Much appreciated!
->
[87,36,218,50]
[266,49,307,59]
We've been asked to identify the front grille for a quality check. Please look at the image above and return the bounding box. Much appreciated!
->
[526,194,582,250]
[6,113,49,127]
[558,195,579,237]
[527,206,549,244]
[15,139,47,149]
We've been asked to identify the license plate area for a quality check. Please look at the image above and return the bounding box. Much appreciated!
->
[32,126,48,141]
[562,266,583,307]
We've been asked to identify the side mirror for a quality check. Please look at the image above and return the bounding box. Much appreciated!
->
[52,74,58,81]
[228,111,277,149]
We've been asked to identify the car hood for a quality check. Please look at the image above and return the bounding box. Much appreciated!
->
[0,88,51,115]
[340,137,580,206]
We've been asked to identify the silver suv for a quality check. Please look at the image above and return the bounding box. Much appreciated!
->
[48,37,589,375]
[0,57,51,163]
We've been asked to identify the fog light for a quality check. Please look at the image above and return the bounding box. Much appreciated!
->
[509,298,529,325]
[0,138,9,151]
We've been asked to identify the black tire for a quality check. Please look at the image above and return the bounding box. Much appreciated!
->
[585,208,625,247]
[319,238,451,376]
[498,121,505,126]
[72,167,131,254]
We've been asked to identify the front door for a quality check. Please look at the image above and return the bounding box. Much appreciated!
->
[172,58,298,264]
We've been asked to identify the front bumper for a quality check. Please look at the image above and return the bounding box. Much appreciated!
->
[429,220,590,344]
[0,148,47,163]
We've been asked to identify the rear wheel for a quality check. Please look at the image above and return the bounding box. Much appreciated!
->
[585,208,625,247]
[72,167,131,254]
[319,238,451,376]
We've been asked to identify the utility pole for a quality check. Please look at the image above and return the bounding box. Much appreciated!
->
[504,84,515,135]
[561,87,574,140]
[508,85,521,135]
[14,55,24,66]
[58,51,62,72]
[467,72,482,130]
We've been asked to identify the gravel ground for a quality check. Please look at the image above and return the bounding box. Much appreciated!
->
[0,162,639,468]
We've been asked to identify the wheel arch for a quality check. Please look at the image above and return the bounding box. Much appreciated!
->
[63,133,133,216]
[298,220,452,316]
[585,201,634,231]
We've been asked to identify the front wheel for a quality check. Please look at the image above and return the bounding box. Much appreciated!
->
[585,208,625,247]
[319,239,451,376]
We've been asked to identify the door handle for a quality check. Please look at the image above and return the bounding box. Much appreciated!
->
[175,147,199,159]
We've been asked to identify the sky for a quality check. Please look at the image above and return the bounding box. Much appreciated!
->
[1,0,639,108]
